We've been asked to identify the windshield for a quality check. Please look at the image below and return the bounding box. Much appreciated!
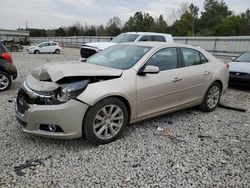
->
[234,52,250,62]
[87,45,151,70]
[111,34,140,43]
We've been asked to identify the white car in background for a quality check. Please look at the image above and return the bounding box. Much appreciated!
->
[28,42,62,54]
[80,32,174,61]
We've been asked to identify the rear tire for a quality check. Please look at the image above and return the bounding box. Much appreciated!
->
[0,71,12,92]
[200,82,221,112]
[83,97,128,145]
[55,49,60,54]
[34,50,40,54]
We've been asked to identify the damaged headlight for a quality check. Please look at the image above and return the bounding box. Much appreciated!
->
[56,80,89,103]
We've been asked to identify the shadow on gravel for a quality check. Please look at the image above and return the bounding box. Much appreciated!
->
[229,85,250,91]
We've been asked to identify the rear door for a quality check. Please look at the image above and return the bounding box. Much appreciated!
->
[179,48,213,105]
[136,47,183,118]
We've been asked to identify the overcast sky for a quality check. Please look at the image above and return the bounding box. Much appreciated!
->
[0,0,249,30]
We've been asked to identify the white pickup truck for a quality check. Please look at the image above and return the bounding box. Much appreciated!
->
[80,32,174,61]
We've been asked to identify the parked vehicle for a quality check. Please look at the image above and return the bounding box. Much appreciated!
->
[0,41,17,91]
[15,42,229,145]
[3,40,24,52]
[27,41,62,54]
[80,32,174,61]
[228,52,250,86]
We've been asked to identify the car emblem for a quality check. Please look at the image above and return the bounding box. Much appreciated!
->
[236,72,240,76]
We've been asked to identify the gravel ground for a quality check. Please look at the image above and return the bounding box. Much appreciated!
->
[0,48,249,187]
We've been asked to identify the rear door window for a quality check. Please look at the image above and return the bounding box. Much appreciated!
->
[151,36,166,42]
[181,48,208,67]
[139,36,152,41]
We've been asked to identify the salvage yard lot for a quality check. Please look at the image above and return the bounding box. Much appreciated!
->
[0,48,249,187]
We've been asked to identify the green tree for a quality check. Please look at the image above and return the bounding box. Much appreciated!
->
[123,12,155,32]
[106,23,121,36]
[213,16,242,35]
[199,0,232,35]
[170,3,199,36]
[238,9,250,35]
[85,26,96,36]
[154,15,168,33]
[55,27,66,36]
[67,26,79,36]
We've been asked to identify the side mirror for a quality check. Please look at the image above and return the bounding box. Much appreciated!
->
[140,65,160,75]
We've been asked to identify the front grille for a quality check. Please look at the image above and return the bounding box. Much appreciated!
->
[80,47,97,58]
[229,72,248,76]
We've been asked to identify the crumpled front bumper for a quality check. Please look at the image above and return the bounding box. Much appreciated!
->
[15,97,89,139]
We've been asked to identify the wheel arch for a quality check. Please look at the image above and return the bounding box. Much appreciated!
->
[81,95,132,137]
[213,80,223,90]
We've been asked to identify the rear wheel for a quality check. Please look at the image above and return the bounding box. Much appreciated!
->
[34,50,40,54]
[0,71,11,92]
[200,82,221,112]
[55,49,60,54]
[83,97,128,145]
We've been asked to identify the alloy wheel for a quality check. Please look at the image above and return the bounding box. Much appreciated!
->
[207,85,220,109]
[93,104,124,140]
[0,73,10,91]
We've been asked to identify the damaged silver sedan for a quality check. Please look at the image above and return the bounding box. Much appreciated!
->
[15,42,229,145]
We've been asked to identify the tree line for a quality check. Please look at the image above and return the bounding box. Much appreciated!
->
[24,0,250,37]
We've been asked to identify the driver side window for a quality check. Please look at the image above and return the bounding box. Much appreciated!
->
[146,48,178,71]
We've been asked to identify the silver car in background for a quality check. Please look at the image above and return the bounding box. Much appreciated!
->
[15,42,229,145]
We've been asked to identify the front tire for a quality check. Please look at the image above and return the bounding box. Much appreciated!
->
[200,82,221,112]
[34,50,40,54]
[0,71,12,92]
[83,97,128,145]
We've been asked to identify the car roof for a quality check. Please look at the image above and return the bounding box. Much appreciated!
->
[120,41,201,50]
[124,32,172,37]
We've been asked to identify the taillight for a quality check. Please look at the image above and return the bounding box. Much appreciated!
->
[1,52,13,64]
[225,63,229,68]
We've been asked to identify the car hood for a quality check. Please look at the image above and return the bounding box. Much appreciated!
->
[82,42,117,50]
[228,61,250,73]
[31,61,123,82]
[28,45,36,49]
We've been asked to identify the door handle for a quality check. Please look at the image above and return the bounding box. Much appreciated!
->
[173,77,182,82]
[203,71,210,75]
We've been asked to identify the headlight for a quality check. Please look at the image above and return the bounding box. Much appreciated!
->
[56,80,89,103]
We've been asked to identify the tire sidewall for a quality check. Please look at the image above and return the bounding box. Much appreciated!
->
[34,50,39,54]
[0,71,12,92]
[55,49,60,54]
[202,82,222,112]
[83,97,128,145]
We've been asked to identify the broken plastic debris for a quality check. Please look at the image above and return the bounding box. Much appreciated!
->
[219,102,247,112]
[14,155,52,176]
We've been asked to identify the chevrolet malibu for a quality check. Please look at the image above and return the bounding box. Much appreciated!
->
[15,42,229,145]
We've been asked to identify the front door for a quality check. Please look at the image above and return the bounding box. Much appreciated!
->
[136,47,183,118]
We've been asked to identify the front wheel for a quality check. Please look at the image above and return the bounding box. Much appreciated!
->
[0,71,12,92]
[200,82,222,112]
[34,50,40,54]
[83,97,128,145]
